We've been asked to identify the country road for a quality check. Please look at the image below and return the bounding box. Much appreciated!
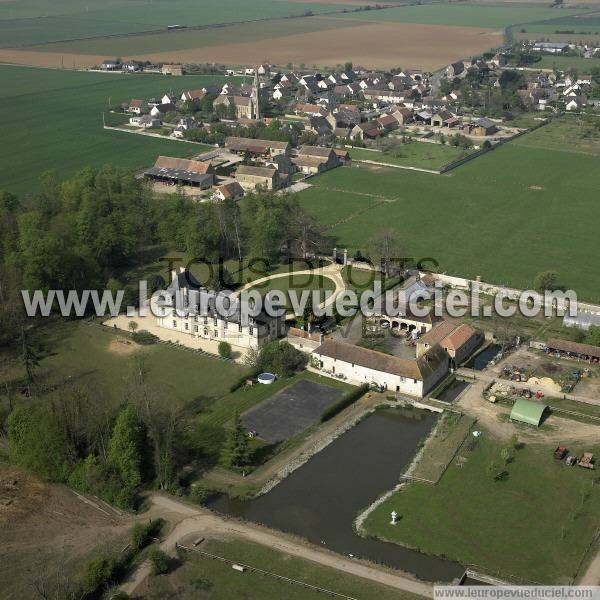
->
[121,494,434,597]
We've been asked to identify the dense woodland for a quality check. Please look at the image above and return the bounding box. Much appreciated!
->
[0,167,322,509]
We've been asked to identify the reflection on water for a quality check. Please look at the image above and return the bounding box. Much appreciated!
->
[207,408,463,582]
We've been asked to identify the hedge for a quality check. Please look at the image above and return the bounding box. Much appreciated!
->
[320,383,369,422]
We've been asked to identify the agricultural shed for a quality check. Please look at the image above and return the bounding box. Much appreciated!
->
[510,399,547,427]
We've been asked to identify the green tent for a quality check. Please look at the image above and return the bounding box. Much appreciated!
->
[510,399,547,427]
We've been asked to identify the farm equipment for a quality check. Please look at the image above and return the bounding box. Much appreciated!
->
[578,453,595,470]
[565,455,577,466]
[554,446,568,460]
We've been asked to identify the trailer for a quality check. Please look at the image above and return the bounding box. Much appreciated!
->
[578,453,595,469]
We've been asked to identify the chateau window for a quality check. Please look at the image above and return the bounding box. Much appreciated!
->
[249,325,254,335]
[213,317,218,327]
[203,328,208,336]
[204,317,208,325]
[224,321,228,330]
[214,330,218,338]
[238,323,242,332]
[172,320,177,328]
[194,325,198,333]
[184,323,189,331]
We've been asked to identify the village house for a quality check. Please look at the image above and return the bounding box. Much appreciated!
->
[312,339,449,397]
[150,102,176,117]
[144,156,215,189]
[101,60,120,71]
[213,181,245,201]
[235,164,280,190]
[376,114,400,133]
[122,61,141,73]
[292,146,340,175]
[181,89,206,103]
[390,107,414,125]
[128,99,148,114]
[225,137,290,158]
[156,268,284,350]
[129,115,161,129]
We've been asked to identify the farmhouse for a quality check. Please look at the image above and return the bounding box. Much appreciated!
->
[292,146,340,175]
[235,164,280,190]
[213,181,245,201]
[377,114,400,133]
[416,322,481,366]
[181,89,206,102]
[150,103,176,117]
[144,156,215,189]
[350,120,381,140]
[157,268,284,350]
[226,137,290,157]
[312,339,449,397]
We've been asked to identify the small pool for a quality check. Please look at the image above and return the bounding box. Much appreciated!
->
[257,372,276,385]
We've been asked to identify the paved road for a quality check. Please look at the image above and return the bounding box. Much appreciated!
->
[121,494,433,598]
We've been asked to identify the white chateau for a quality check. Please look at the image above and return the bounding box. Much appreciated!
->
[155,269,284,349]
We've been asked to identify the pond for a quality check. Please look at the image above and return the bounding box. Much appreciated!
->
[207,408,463,582]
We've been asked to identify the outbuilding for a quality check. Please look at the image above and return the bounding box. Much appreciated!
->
[510,399,547,427]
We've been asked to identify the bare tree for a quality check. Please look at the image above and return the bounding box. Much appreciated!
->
[367,228,403,277]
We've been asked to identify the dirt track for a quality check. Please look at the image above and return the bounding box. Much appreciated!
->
[122,494,433,597]
[0,22,502,71]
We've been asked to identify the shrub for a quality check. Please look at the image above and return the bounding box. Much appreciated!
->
[131,519,163,551]
[149,548,170,575]
[190,483,212,505]
[321,384,369,422]
[131,330,159,345]
[82,554,117,594]
[218,341,232,359]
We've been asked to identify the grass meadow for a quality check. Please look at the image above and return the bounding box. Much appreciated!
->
[0,0,345,47]
[0,66,230,194]
[144,538,421,600]
[364,433,600,584]
[536,54,600,72]
[348,143,470,170]
[298,134,600,302]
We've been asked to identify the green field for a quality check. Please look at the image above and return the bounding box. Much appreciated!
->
[0,66,230,195]
[298,138,600,302]
[516,12,600,36]
[145,538,420,600]
[349,143,471,170]
[512,115,600,155]
[337,4,587,29]
[364,432,600,584]
[535,54,600,72]
[28,16,362,56]
[0,0,346,47]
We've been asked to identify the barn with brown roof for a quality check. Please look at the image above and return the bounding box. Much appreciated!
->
[417,322,481,366]
[144,156,215,188]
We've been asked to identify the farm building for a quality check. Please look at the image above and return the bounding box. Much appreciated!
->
[545,338,600,363]
[467,118,498,136]
[350,121,381,140]
[128,99,147,114]
[510,399,548,427]
[144,156,215,189]
[225,137,290,158]
[312,339,449,397]
[162,64,184,76]
[129,115,161,129]
[293,146,340,175]
[417,322,481,366]
[235,165,280,190]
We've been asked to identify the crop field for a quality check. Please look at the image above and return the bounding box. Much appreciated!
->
[364,433,600,584]
[348,143,471,170]
[0,0,346,47]
[298,139,600,302]
[0,65,231,194]
[515,12,600,35]
[334,4,587,29]
[1,20,503,71]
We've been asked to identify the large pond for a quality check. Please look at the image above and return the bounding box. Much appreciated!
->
[207,407,463,582]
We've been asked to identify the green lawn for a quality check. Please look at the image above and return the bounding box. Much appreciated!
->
[0,0,345,47]
[144,538,421,600]
[0,66,228,195]
[18,320,245,408]
[349,143,471,170]
[364,433,600,584]
[298,140,600,302]
[337,4,587,29]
